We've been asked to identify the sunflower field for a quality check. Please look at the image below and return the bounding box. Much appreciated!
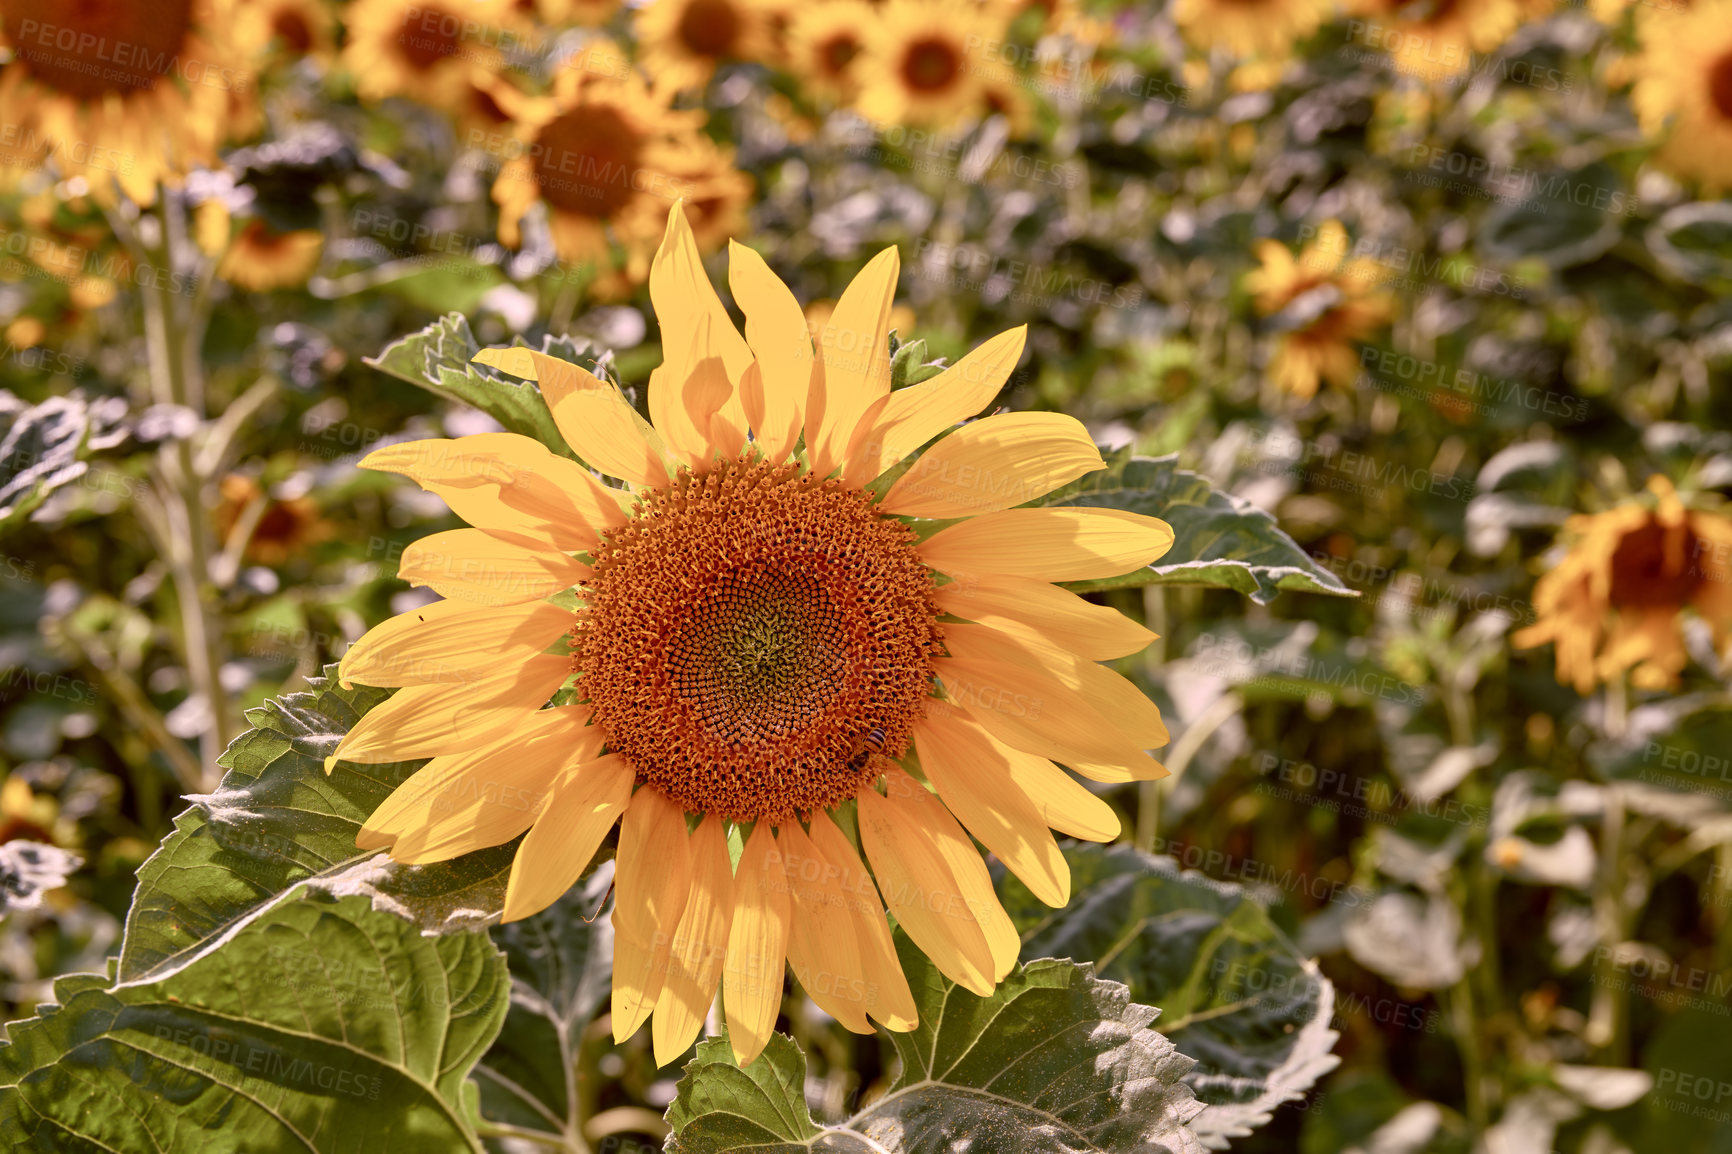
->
[2,0,1732,1150]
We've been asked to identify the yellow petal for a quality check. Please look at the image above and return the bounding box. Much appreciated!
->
[648,203,751,454]
[613,788,693,1043]
[989,739,1120,842]
[880,413,1105,518]
[944,622,1168,749]
[728,240,810,461]
[654,815,734,1066]
[398,529,590,606]
[502,753,634,922]
[920,507,1175,583]
[935,573,1158,660]
[844,325,1026,484]
[471,348,668,488]
[857,781,996,996]
[338,599,573,688]
[776,821,870,1034]
[361,432,623,553]
[807,246,899,476]
[913,704,1070,907]
[367,707,601,863]
[881,768,1021,981]
[807,815,917,1031]
[724,823,791,1067]
[329,653,572,766]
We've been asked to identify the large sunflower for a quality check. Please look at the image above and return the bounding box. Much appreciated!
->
[1514,477,1732,692]
[1171,0,1334,60]
[1629,0,1732,190]
[331,202,1173,1067]
[1244,220,1394,401]
[635,0,772,92]
[855,0,1004,129]
[0,0,250,203]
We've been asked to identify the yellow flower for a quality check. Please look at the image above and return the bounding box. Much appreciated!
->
[1515,477,1732,693]
[0,0,253,203]
[1344,0,1556,82]
[341,0,521,111]
[491,47,737,272]
[855,0,1003,129]
[1244,220,1394,400]
[634,0,771,92]
[216,219,325,291]
[1172,0,1334,60]
[238,0,337,63]
[216,474,337,562]
[786,0,875,105]
[332,202,1173,1067]
[1629,0,1732,190]
[0,776,64,848]
[532,0,623,22]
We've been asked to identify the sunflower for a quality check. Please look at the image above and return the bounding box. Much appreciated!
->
[635,0,771,92]
[786,0,875,105]
[1629,0,1732,190]
[330,202,1173,1067]
[855,0,1004,129]
[341,0,518,111]
[0,0,251,203]
[216,474,337,563]
[1244,220,1394,401]
[1344,0,1556,82]
[214,219,324,291]
[0,776,63,847]
[238,0,336,63]
[524,0,622,21]
[1171,0,1334,60]
[491,49,726,270]
[1514,477,1732,693]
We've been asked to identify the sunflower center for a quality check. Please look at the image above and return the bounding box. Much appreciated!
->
[901,37,963,93]
[532,107,645,217]
[272,8,314,55]
[678,0,742,58]
[395,4,461,71]
[819,33,860,79]
[5,0,194,100]
[1608,520,1701,610]
[576,456,942,822]
[1708,51,1732,122]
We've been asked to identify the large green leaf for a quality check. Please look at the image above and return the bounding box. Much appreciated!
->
[999,845,1340,1149]
[0,890,508,1153]
[665,933,1204,1153]
[1041,453,1354,603]
[119,666,517,984]
[365,313,591,455]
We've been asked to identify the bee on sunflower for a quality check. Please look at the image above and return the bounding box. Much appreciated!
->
[1629,0,1732,191]
[1515,477,1732,693]
[1244,220,1394,402]
[0,0,254,203]
[329,201,1173,1067]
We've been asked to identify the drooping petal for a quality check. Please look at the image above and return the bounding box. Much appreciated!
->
[724,823,791,1067]
[935,573,1158,661]
[913,703,1070,907]
[807,816,917,1031]
[920,507,1175,583]
[471,348,669,488]
[397,529,591,606]
[857,780,997,996]
[728,240,810,461]
[880,413,1105,518]
[844,325,1026,484]
[776,822,870,1034]
[338,599,574,688]
[328,653,572,767]
[613,788,694,1044]
[653,815,734,1066]
[502,753,634,922]
[807,246,900,476]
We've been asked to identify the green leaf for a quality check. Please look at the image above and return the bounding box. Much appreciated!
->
[1646,201,1732,285]
[1040,453,1355,603]
[364,314,590,454]
[119,665,517,984]
[0,390,131,532]
[665,933,1204,1153]
[889,336,947,391]
[1585,694,1732,822]
[473,865,615,1149]
[0,890,508,1153]
[999,845,1340,1149]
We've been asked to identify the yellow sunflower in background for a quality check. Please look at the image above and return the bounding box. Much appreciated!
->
[786,1,875,105]
[1244,220,1394,400]
[218,220,325,291]
[1346,0,1555,82]
[523,0,623,22]
[1171,0,1334,60]
[491,46,722,271]
[239,0,336,64]
[342,0,524,110]
[330,201,1173,1067]
[856,0,1004,129]
[216,474,337,563]
[635,0,771,92]
[1515,477,1732,693]
[0,0,251,203]
[1629,0,1732,190]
